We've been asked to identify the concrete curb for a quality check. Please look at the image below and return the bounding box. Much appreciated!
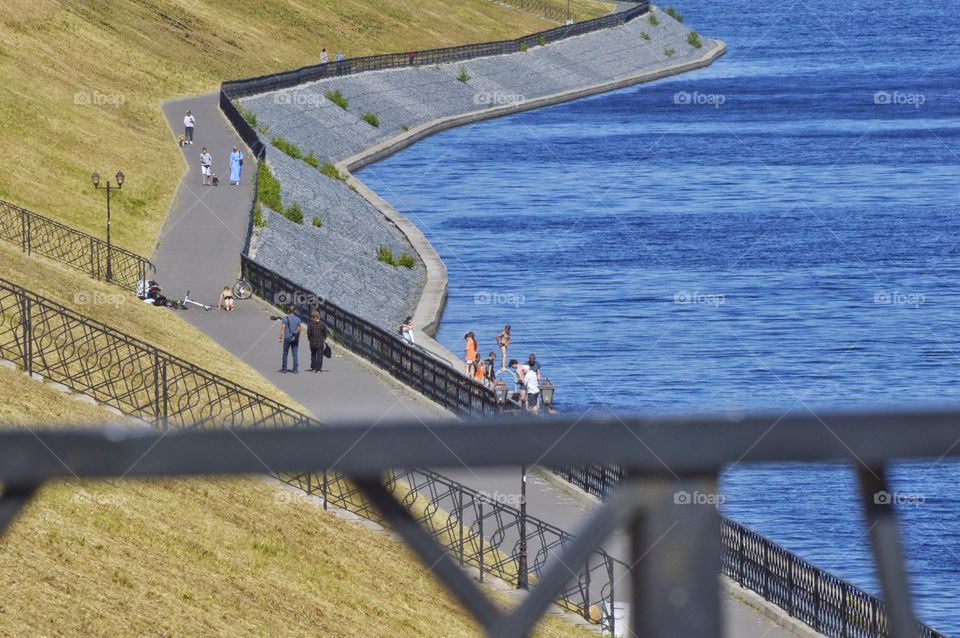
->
[337,37,726,368]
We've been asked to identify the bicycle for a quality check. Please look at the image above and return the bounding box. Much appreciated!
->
[232,277,253,300]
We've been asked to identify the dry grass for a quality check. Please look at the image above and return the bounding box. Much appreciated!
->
[0,0,602,255]
[0,365,114,427]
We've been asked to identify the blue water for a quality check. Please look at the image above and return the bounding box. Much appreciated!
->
[359,0,960,631]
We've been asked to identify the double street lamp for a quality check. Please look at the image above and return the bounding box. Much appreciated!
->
[91,170,124,283]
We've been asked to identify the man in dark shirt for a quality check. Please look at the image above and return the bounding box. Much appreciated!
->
[527,354,542,381]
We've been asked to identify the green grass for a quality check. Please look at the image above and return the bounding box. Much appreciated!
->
[687,31,703,48]
[324,89,349,109]
[362,112,380,128]
[270,136,303,160]
[253,202,267,228]
[641,31,651,41]
[312,216,322,228]
[399,123,410,132]
[538,35,546,46]
[284,203,304,224]
[257,162,283,213]
[665,47,676,57]
[377,245,397,266]
[457,65,470,83]
[649,12,660,25]
[520,41,528,52]
[666,5,684,22]
[397,252,415,269]
[304,151,320,168]
[320,162,344,181]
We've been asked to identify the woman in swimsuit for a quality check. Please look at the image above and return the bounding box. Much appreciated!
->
[218,286,234,311]
[495,324,511,371]
[464,332,478,375]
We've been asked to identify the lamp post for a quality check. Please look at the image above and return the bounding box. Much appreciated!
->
[518,464,529,590]
[540,379,556,409]
[92,171,124,283]
[566,0,571,24]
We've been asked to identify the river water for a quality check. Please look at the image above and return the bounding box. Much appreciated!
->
[359,0,960,631]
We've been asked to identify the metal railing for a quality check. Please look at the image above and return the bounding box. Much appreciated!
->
[553,465,947,638]
[0,199,154,292]
[241,256,500,417]
[0,274,619,629]
[489,0,569,23]
[220,2,648,104]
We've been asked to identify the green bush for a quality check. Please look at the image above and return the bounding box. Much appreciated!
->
[538,35,546,46]
[687,31,703,48]
[377,245,397,266]
[324,89,349,109]
[235,102,257,129]
[649,12,660,25]
[666,5,684,22]
[284,203,304,224]
[400,123,410,132]
[520,42,528,53]
[257,162,283,213]
[312,216,322,228]
[641,31,651,41]
[664,47,676,58]
[253,202,267,228]
[397,252,415,269]
[457,65,470,83]
[320,162,344,181]
[304,151,320,168]
[362,112,380,128]
[270,136,302,160]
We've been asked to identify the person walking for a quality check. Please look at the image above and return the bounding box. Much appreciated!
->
[464,332,478,375]
[200,147,212,186]
[496,324,511,370]
[183,110,195,144]
[229,145,243,186]
[308,310,328,372]
[400,316,415,345]
[278,305,302,373]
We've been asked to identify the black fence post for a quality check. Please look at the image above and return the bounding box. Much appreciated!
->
[478,499,484,583]
[458,486,465,566]
[153,350,162,429]
[738,525,745,585]
[841,589,848,638]
[762,540,770,598]
[21,295,32,376]
[20,207,27,253]
[89,236,96,279]
[787,554,795,616]
[323,469,328,511]
[583,556,591,621]
[814,571,821,631]
[607,557,616,637]
[160,358,169,431]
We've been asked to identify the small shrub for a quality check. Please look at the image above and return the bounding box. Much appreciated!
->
[324,89,348,109]
[236,102,257,129]
[320,163,344,181]
[641,31,651,41]
[538,35,546,46]
[257,162,282,213]
[457,65,470,83]
[271,136,302,160]
[687,31,703,48]
[520,42,528,53]
[362,112,380,127]
[649,12,660,25]
[253,203,267,228]
[666,5,684,22]
[284,203,304,224]
[664,47,676,58]
[312,216,322,228]
[304,151,320,168]
[377,245,397,266]
[400,123,410,132]
[397,252,415,269]
[257,124,270,135]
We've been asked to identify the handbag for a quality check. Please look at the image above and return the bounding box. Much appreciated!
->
[323,343,332,358]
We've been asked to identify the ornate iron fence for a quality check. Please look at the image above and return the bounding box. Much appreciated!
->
[488,0,569,23]
[554,465,946,638]
[0,274,618,629]
[220,2,648,104]
[0,199,154,292]
[241,256,500,417]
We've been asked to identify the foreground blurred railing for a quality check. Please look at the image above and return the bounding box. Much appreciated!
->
[0,199,154,292]
[1,412,955,637]
[553,464,947,638]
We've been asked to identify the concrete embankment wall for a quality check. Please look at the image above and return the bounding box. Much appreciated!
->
[242,5,724,365]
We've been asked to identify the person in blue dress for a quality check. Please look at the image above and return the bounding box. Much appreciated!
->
[229,145,243,186]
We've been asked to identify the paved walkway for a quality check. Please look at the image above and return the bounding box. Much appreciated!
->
[155,93,794,637]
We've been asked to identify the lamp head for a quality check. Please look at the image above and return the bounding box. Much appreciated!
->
[91,172,100,189]
[115,171,125,188]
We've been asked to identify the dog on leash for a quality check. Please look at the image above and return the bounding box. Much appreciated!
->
[177,134,186,147]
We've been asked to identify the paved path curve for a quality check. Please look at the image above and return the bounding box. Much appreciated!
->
[154,92,795,637]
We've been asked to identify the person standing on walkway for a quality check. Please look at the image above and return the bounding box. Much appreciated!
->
[183,110,195,144]
[278,305,302,374]
[308,309,328,373]
[400,316,415,345]
[520,364,540,413]
[200,147,212,186]
[335,51,346,75]
[464,332,478,375]
[229,146,243,186]
[496,324,511,370]
[320,47,329,74]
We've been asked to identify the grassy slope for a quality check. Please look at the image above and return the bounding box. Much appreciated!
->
[0,0,605,254]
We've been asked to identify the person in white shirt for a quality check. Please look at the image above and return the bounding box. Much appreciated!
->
[520,364,540,412]
[199,148,212,186]
[183,110,195,144]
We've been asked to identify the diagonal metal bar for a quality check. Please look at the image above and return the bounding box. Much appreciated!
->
[490,487,625,638]
[0,484,38,536]
[857,466,917,638]
[351,474,505,632]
